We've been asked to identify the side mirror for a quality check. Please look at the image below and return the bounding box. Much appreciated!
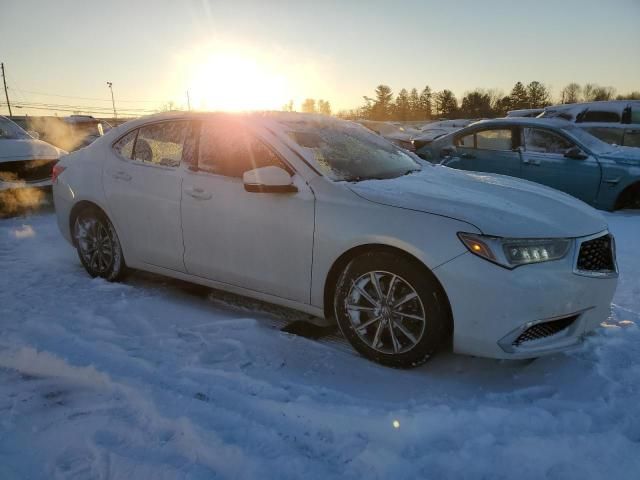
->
[564,146,588,160]
[243,166,298,193]
[27,130,40,140]
[440,146,457,158]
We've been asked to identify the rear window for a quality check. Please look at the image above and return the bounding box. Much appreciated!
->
[578,111,620,123]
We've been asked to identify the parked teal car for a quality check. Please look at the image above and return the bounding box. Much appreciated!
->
[414,118,640,210]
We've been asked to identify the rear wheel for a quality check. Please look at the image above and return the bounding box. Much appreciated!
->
[334,251,450,368]
[73,207,126,281]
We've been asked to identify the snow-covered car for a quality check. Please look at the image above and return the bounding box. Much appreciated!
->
[411,119,476,151]
[507,108,545,118]
[52,112,618,367]
[0,115,66,192]
[356,120,419,151]
[415,117,640,210]
[538,100,640,148]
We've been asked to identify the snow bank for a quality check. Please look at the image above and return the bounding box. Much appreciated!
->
[1,211,639,479]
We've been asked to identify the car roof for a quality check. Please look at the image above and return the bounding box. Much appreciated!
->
[544,100,639,114]
[466,117,572,129]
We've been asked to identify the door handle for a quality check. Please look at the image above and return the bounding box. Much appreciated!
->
[523,158,541,166]
[184,187,212,200]
[112,171,132,181]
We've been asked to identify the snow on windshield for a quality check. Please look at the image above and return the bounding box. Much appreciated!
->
[282,119,420,181]
[0,117,31,140]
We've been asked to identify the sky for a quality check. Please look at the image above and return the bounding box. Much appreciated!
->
[1,0,639,116]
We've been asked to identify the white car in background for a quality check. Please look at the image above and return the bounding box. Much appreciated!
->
[538,100,640,147]
[53,112,618,367]
[1,116,66,212]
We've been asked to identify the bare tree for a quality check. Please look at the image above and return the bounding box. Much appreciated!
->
[560,83,582,104]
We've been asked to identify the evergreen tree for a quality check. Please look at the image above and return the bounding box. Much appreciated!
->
[526,81,551,108]
[394,88,411,121]
[435,90,458,117]
[408,88,420,120]
[509,82,529,110]
[460,90,492,117]
[371,85,394,120]
[419,85,433,119]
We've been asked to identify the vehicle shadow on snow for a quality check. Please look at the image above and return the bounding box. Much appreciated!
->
[119,269,563,401]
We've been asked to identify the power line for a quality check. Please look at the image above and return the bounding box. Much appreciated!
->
[14,88,166,103]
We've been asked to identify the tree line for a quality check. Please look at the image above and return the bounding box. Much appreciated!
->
[334,82,640,121]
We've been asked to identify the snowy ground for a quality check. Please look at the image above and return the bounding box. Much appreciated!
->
[1,209,639,480]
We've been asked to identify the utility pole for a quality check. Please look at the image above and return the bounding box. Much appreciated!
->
[186,90,191,111]
[106,81,117,119]
[1,63,12,117]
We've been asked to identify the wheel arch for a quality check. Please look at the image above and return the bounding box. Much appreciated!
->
[614,180,640,210]
[68,200,117,247]
[323,243,453,336]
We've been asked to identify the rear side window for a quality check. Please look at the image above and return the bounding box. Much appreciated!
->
[578,111,620,123]
[624,129,640,148]
[133,121,188,167]
[113,130,137,159]
[584,127,624,146]
[198,121,286,177]
[631,108,640,124]
[523,128,573,154]
[475,129,513,151]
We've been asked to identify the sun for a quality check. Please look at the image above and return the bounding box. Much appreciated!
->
[187,53,289,111]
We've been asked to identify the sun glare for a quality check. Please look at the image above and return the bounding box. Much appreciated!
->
[187,53,288,111]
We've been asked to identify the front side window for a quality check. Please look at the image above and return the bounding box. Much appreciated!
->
[198,121,286,177]
[523,128,573,154]
[113,130,137,159]
[631,107,640,124]
[455,133,474,148]
[475,129,513,151]
[133,121,188,167]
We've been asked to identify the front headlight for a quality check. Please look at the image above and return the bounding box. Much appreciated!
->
[458,232,572,269]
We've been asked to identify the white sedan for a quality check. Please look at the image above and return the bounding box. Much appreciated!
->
[52,112,618,367]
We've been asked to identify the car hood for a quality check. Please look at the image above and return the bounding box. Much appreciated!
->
[0,139,65,161]
[347,166,607,238]
[598,146,640,165]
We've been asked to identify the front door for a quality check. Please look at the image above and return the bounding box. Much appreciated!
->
[103,121,192,272]
[519,127,601,204]
[180,119,315,303]
[444,127,521,179]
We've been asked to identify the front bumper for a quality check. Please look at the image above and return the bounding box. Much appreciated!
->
[433,236,618,359]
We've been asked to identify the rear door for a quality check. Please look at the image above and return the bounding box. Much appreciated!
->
[103,121,193,271]
[519,127,601,204]
[444,127,521,178]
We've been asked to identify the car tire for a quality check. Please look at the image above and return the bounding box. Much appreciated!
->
[334,250,450,368]
[73,207,127,281]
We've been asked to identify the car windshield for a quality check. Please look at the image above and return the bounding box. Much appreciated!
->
[0,117,31,140]
[562,125,615,154]
[283,119,421,181]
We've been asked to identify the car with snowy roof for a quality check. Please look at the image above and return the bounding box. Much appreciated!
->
[538,100,640,148]
[0,115,66,214]
[415,117,640,210]
[52,112,618,367]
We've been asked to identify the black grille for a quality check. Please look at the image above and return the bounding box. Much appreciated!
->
[0,159,56,183]
[513,315,577,346]
[577,234,615,272]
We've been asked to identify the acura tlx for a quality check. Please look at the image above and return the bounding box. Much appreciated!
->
[52,112,617,367]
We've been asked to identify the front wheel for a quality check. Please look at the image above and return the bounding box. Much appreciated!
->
[73,208,126,281]
[334,251,450,368]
